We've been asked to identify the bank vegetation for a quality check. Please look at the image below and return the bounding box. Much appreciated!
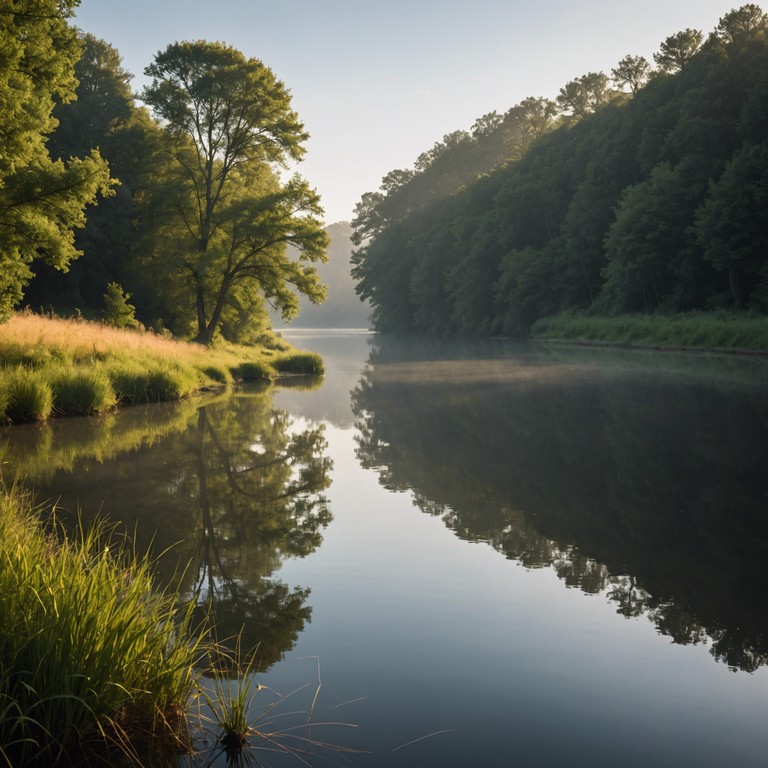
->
[0,312,322,424]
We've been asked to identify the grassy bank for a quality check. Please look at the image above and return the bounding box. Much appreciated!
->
[0,484,203,766]
[0,312,323,423]
[531,312,768,353]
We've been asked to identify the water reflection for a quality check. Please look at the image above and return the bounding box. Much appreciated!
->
[351,336,768,672]
[187,398,332,665]
[0,387,332,671]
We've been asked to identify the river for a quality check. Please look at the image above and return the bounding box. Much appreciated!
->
[3,330,768,767]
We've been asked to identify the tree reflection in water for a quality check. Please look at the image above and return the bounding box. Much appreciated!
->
[351,336,768,672]
[188,397,332,668]
[0,387,333,673]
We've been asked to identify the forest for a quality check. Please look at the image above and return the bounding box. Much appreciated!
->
[351,5,768,336]
[1,2,328,344]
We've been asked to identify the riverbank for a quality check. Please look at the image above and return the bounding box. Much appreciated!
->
[0,312,323,423]
[530,312,768,354]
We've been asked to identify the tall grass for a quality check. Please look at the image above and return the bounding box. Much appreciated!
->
[271,351,325,376]
[0,485,203,766]
[107,359,200,404]
[531,311,768,352]
[0,312,324,423]
[47,366,117,415]
[0,485,352,766]
[1,368,54,422]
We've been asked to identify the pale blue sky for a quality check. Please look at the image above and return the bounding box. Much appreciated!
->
[74,0,742,223]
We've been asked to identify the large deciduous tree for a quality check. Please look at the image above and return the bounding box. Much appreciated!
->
[0,0,114,321]
[142,40,327,344]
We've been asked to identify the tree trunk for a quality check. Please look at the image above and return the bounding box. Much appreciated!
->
[204,274,233,346]
[194,278,208,340]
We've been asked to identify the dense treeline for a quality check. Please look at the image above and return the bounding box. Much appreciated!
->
[352,5,768,335]
[3,3,327,344]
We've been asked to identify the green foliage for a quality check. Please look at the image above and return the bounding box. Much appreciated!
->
[653,29,704,72]
[1,368,54,422]
[27,33,171,319]
[556,71,614,120]
[611,55,651,94]
[140,40,327,344]
[0,5,115,321]
[351,6,768,338]
[102,282,140,328]
[0,485,201,765]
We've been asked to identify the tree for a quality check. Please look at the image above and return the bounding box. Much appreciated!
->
[712,4,768,50]
[556,72,612,120]
[48,33,134,162]
[504,96,559,154]
[142,40,326,344]
[0,1,114,321]
[695,141,768,308]
[653,29,704,73]
[611,55,652,94]
[602,163,694,311]
[26,33,161,315]
[102,282,139,328]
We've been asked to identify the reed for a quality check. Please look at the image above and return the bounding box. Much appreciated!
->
[0,485,203,766]
[198,639,262,762]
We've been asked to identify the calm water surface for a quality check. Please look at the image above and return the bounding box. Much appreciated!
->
[3,331,768,767]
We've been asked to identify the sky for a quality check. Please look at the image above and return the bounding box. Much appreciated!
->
[73,0,740,224]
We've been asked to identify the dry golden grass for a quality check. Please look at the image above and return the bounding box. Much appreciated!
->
[3,311,203,363]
